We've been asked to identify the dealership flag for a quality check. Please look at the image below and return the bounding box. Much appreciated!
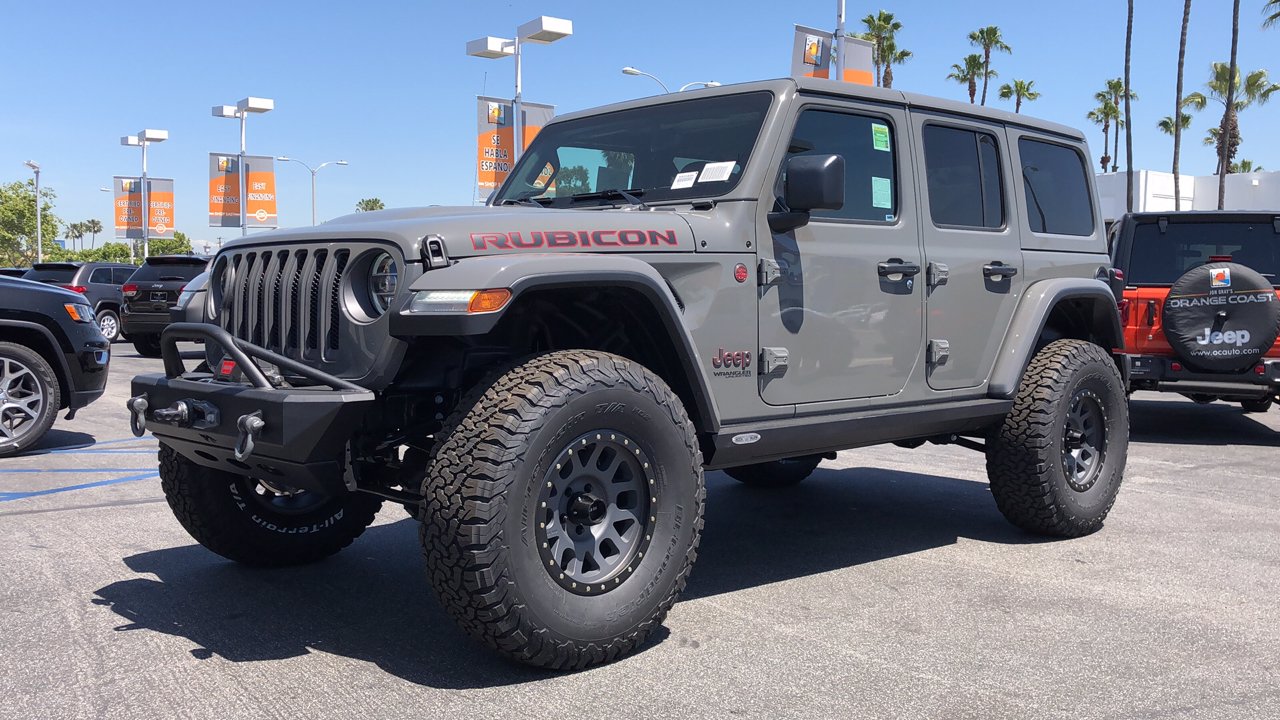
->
[791,25,874,86]
[209,154,278,228]
[476,96,555,200]
[113,176,174,239]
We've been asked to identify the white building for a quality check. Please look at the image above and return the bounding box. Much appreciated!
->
[1095,169,1280,223]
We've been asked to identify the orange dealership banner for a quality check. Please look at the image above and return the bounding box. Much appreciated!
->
[790,25,874,86]
[113,176,174,239]
[209,154,278,228]
[476,96,555,200]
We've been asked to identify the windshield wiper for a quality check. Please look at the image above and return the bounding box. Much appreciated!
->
[500,197,548,209]
[569,188,648,209]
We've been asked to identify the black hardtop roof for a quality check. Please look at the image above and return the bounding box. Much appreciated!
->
[1125,210,1280,221]
[142,255,210,264]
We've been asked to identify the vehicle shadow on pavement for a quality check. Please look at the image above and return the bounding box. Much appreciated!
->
[1129,399,1280,446]
[91,467,1035,688]
[14,428,97,455]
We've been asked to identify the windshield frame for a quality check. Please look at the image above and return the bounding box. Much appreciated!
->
[491,90,777,208]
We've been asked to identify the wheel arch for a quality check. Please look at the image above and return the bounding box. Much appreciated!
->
[988,279,1125,399]
[0,320,71,409]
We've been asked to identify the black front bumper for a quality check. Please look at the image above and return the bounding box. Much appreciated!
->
[129,324,374,494]
[1125,354,1280,400]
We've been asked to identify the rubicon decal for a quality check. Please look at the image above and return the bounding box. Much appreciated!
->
[710,347,752,378]
[470,229,680,250]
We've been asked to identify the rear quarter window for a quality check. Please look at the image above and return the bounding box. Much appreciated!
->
[1018,138,1094,236]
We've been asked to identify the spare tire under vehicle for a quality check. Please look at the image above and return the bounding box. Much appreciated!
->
[1162,262,1280,373]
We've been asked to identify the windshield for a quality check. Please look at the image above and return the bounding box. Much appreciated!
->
[493,91,774,207]
[1126,220,1280,286]
[130,259,208,282]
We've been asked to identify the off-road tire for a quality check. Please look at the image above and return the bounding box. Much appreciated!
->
[1241,398,1273,413]
[96,309,121,343]
[0,342,61,457]
[132,334,162,358]
[158,443,383,566]
[724,455,823,487]
[986,339,1128,537]
[421,350,705,669]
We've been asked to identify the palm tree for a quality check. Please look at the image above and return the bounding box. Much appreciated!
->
[1218,0,1241,209]
[1157,112,1193,135]
[1186,63,1280,177]
[1101,78,1138,173]
[1124,0,1134,212]
[83,219,103,249]
[1086,102,1119,172]
[355,198,385,212]
[1229,159,1264,173]
[859,11,904,88]
[947,54,989,104]
[63,222,85,252]
[1173,0,1193,210]
[1265,0,1279,27]
[879,38,912,89]
[968,26,1011,106]
[997,79,1039,113]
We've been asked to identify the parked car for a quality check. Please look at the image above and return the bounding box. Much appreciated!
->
[20,261,135,343]
[0,267,29,278]
[130,77,1127,669]
[121,255,209,357]
[1110,211,1280,411]
[0,276,110,456]
[171,271,210,326]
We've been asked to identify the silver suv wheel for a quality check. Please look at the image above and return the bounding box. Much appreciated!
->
[0,356,45,443]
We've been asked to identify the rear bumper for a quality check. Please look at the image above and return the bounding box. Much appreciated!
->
[1124,354,1280,399]
[121,310,170,336]
[129,324,374,494]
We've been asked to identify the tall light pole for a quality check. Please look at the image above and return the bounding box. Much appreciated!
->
[213,97,274,236]
[835,0,847,83]
[121,129,168,259]
[23,161,41,263]
[467,16,572,164]
[277,157,348,226]
[621,67,720,93]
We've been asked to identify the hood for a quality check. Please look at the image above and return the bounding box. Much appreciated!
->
[0,276,87,303]
[223,205,698,260]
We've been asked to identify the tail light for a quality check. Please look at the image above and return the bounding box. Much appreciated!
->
[122,283,138,297]
[1118,299,1131,324]
[60,284,88,294]
[1256,364,1267,375]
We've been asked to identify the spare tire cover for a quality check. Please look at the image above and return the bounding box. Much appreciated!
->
[1163,262,1280,372]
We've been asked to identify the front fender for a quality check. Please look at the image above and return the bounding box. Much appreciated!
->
[988,278,1124,399]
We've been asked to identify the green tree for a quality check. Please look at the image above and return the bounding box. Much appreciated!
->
[879,37,912,89]
[64,222,85,252]
[947,54,990,104]
[553,166,591,196]
[1229,159,1263,173]
[0,180,62,267]
[858,11,904,88]
[83,219,103,248]
[1185,63,1279,180]
[968,25,1011,105]
[1100,78,1138,173]
[1157,112,1193,135]
[1218,0,1242,209]
[147,232,193,257]
[1173,0,1193,210]
[1086,100,1120,172]
[355,197,385,212]
[1264,0,1279,27]
[997,79,1039,113]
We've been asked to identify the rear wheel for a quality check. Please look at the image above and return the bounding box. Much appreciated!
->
[132,334,162,358]
[421,350,704,669]
[96,309,121,343]
[158,443,383,566]
[986,340,1128,537]
[724,455,824,487]
[1241,397,1273,413]
[0,342,60,457]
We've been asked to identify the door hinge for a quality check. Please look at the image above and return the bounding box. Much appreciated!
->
[760,346,790,375]
[758,258,783,286]
[927,262,950,288]
[928,339,950,367]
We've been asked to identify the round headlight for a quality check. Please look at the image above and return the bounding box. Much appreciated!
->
[368,253,399,314]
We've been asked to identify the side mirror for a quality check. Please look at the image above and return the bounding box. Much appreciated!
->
[769,154,845,232]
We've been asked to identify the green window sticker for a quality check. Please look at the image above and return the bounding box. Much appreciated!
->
[872,176,893,209]
[871,123,891,152]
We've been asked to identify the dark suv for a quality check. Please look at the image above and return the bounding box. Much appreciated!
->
[0,276,110,456]
[121,256,209,357]
[21,262,136,343]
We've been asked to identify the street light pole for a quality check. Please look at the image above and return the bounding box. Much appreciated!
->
[213,97,274,236]
[277,157,348,226]
[835,0,847,82]
[121,129,167,260]
[621,68,720,94]
[24,161,41,263]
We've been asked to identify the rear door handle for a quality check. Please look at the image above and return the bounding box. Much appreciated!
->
[983,262,1019,279]
[877,259,921,278]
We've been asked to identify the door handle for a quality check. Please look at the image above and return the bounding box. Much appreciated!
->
[877,260,921,278]
[982,262,1020,280]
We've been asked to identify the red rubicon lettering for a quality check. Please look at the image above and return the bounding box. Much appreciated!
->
[471,232,510,250]
[591,230,619,246]
[470,229,681,250]
[648,230,678,246]
[546,230,577,247]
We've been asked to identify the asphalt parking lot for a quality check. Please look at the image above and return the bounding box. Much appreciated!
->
[2,348,1278,720]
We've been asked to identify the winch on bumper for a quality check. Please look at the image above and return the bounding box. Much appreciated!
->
[127,323,374,494]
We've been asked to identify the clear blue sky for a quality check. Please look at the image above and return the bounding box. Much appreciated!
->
[3,0,1277,248]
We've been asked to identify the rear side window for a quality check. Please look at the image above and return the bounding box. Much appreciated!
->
[89,268,113,284]
[1126,222,1280,286]
[1019,138,1094,236]
[785,109,899,222]
[129,260,207,282]
[922,125,1004,229]
[113,268,135,284]
[22,266,77,283]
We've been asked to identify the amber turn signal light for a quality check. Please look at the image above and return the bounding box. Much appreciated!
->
[468,289,512,314]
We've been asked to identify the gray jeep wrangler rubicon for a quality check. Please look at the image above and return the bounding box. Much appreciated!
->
[129,78,1128,669]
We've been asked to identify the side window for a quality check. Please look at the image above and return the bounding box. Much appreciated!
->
[89,268,112,284]
[785,109,898,222]
[1018,138,1095,236]
[114,268,134,284]
[922,124,1005,229]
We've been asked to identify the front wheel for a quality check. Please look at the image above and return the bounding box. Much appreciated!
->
[986,340,1128,537]
[0,342,61,457]
[421,350,705,669]
[158,444,383,566]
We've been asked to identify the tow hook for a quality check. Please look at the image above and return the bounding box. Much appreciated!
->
[234,411,265,462]
[126,394,149,437]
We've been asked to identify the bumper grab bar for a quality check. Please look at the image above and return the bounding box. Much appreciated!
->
[159,323,365,392]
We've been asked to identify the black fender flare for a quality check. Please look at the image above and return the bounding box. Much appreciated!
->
[988,278,1124,399]
[393,254,721,432]
[0,318,73,407]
